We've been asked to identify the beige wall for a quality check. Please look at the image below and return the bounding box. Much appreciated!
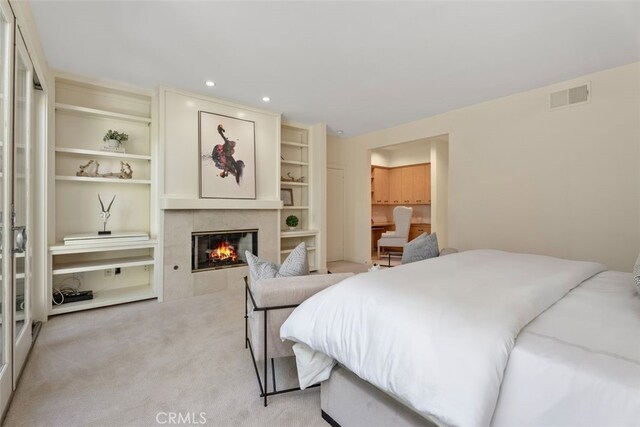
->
[161,88,281,201]
[431,140,449,248]
[370,150,390,167]
[370,141,432,168]
[387,143,431,168]
[329,62,640,271]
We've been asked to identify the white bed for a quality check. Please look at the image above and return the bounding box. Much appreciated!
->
[492,270,640,426]
[280,250,640,427]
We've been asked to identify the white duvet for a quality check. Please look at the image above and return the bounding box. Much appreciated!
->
[280,250,605,427]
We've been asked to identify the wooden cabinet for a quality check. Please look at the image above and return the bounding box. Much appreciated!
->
[388,168,402,204]
[372,163,430,206]
[401,167,414,204]
[408,223,431,241]
[401,164,430,205]
[412,163,430,204]
[372,167,389,204]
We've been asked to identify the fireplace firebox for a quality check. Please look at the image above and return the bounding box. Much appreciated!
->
[191,229,258,272]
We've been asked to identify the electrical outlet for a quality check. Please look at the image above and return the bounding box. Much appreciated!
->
[104,269,113,277]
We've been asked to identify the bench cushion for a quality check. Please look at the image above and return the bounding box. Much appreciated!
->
[248,273,354,359]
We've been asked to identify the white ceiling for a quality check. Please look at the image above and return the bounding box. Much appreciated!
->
[30,1,640,137]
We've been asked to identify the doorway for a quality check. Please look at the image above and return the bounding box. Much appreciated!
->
[369,135,449,262]
[0,5,40,414]
[327,167,344,262]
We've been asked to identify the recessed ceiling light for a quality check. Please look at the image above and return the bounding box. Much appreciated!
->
[262,96,270,102]
[337,130,344,135]
[205,81,215,87]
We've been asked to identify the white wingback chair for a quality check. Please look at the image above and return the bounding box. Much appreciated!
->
[377,206,413,258]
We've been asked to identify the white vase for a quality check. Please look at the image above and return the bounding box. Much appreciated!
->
[288,226,297,231]
[107,139,120,148]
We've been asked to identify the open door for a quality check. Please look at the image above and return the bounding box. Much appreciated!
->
[0,0,13,408]
[12,29,32,384]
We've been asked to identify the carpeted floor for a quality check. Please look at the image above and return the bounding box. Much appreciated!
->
[3,277,326,427]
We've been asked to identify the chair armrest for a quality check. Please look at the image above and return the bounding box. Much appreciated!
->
[247,273,354,360]
[439,248,458,256]
[250,273,354,308]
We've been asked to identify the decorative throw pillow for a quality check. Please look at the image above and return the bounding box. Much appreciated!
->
[633,253,640,294]
[246,242,309,283]
[401,233,439,264]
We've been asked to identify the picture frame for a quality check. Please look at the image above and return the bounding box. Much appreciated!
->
[281,188,294,206]
[199,111,256,199]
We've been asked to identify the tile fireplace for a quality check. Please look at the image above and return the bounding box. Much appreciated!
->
[191,229,258,272]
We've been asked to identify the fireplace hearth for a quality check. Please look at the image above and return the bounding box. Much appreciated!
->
[192,229,258,272]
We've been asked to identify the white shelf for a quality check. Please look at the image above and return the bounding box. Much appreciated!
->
[280,181,308,187]
[280,229,319,238]
[281,160,308,166]
[281,141,308,148]
[55,175,151,185]
[56,147,151,161]
[49,239,158,255]
[281,246,316,255]
[55,103,151,124]
[53,256,154,275]
[50,284,156,315]
[281,206,309,210]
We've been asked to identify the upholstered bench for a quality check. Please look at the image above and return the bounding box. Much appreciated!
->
[244,272,354,406]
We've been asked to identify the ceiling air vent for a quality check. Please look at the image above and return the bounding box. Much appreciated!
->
[550,83,590,110]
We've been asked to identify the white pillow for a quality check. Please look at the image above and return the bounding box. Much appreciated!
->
[246,242,309,283]
[401,233,439,264]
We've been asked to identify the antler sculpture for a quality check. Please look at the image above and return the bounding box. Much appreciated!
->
[98,194,116,235]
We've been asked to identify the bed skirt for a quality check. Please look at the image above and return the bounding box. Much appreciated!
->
[320,366,435,427]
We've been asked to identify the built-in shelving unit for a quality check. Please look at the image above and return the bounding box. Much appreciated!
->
[55,103,152,124]
[52,255,155,276]
[280,181,309,187]
[281,246,317,255]
[55,176,152,185]
[280,229,319,238]
[49,75,159,315]
[280,124,320,271]
[55,147,152,161]
[50,285,155,315]
[281,160,309,166]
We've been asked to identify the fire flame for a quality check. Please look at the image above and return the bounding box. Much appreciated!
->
[210,241,238,262]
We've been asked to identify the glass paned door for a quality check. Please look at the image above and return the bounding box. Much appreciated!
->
[12,32,31,382]
[0,0,12,410]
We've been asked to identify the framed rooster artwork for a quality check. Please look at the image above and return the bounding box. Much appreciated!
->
[199,111,256,199]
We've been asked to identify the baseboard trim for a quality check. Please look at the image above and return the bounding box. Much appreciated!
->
[321,410,341,427]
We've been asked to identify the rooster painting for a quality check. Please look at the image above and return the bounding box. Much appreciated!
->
[212,124,245,184]
[200,111,255,199]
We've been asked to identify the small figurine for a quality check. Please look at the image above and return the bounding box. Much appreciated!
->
[98,194,116,235]
[119,162,133,179]
[281,172,306,183]
[77,160,97,177]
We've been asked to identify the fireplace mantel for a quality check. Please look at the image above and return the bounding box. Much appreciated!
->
[161,197,282,210]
